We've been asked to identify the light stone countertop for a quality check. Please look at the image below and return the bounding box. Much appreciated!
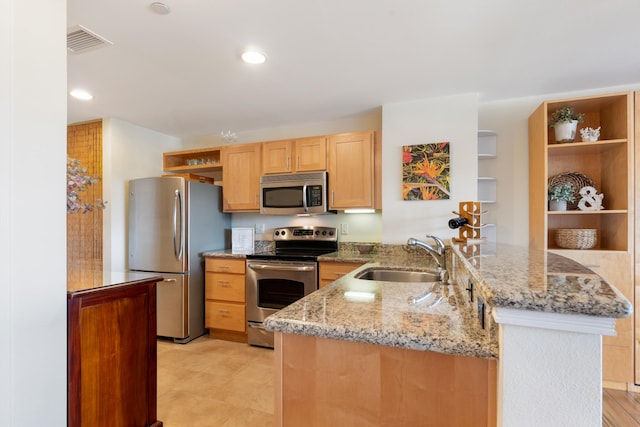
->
[265,243,633,359]
[450,242,632,318]
[265,254,499,359]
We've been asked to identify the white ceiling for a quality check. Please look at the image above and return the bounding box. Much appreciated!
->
[67,0,640,139]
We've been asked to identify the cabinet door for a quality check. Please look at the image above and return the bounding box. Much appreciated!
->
[68,281,159,427]
[222,143,261,211]
[295,136,326,172]
[262,139,293,174]
[328,131,375,209]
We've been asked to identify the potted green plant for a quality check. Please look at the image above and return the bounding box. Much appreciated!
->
[549,107,585,143]
[548,182,576,211]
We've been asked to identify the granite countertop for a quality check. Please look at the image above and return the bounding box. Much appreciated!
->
[265,254,498,359]
[265,242,633,359]
[202,249,246,258]
[451,242,632,318]
[67,269,163,294]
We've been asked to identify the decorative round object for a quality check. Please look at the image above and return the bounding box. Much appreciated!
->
[357,244,374,254]
[548,172,594,210]
[555,229,597,250]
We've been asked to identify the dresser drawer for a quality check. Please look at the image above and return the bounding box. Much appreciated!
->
[205,272,245,302]
[205,302,246,332]
[205,257,245,274]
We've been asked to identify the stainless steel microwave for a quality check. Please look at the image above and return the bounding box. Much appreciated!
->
[260,171,332,215]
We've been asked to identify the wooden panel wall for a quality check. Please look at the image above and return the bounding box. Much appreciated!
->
[67,120,103,273]
[274,332,497,426]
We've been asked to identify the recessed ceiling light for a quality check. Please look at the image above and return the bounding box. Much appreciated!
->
[69,89,93,100]
[241,50,267,64]
[150,2,171,14]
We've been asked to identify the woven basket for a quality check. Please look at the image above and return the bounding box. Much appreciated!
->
[555,229,597,249]
[548,172,594,210]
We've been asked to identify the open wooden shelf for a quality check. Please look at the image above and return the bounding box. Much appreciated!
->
[163,147,223,174]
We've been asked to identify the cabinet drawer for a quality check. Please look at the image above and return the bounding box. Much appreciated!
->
[205,272,245,302]
[319,262,365,288]
[319,262,364,281]
[206,302,246,332]
[205,257,245,274]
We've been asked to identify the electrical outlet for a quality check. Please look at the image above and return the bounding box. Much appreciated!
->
[255,223,265,234]
[340,223,349,235]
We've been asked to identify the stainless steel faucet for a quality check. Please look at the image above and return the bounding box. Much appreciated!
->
[407,235,446,270]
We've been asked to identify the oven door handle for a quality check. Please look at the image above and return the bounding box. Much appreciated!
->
[247,263,316,272]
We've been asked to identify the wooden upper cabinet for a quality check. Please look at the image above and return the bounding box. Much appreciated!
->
[262,136,327,174]
[328,131,379,210]
[222,142,262,212]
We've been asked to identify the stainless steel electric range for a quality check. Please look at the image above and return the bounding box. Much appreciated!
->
[245,226,338,348]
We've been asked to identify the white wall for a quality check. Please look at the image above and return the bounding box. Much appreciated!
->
[0,0,67,425]
[478,83,640,246]
[103,118,182,270]
[381,94,479,244]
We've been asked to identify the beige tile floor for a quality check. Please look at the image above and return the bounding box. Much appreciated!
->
[157,336,275,427]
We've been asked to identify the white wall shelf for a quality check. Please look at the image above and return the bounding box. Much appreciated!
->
[477,130,497,242]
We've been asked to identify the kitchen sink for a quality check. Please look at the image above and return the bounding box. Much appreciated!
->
[355,269,441,283]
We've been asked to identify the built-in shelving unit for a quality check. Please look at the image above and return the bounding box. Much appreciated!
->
[528,92,632,252]
[477,130,497,242]
[528,91,635,387]
[163,147,223,176]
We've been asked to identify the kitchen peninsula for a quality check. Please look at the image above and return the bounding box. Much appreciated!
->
[265,243,632,427]
[67,269,163,427]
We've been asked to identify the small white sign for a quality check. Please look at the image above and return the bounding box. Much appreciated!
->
[232,228,254,254]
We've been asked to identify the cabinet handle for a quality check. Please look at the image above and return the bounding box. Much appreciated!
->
[334,272,346,277]
[217,280,230,286]
[332,191,335,204]
[296,156,300,170]
[217,309,230,314]
[286,156,290,171]
[217,265,230,269]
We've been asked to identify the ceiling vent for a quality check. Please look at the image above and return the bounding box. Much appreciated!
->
[67,25,113,54]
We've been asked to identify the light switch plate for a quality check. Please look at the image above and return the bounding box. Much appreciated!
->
[255,223,265,234]
[340,223,349,235]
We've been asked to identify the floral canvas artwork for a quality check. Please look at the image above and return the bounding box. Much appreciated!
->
[402,142,450,200]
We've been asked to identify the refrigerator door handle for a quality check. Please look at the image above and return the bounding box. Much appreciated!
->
[173,189,183,260]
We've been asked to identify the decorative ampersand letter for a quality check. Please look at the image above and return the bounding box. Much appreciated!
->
[577,186,604,211]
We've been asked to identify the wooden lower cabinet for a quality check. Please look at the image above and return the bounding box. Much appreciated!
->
[67,278,162,427]
[553,249,635,387]
[319,261,365,288]
[274,332,496,427]
[205,257,247,342]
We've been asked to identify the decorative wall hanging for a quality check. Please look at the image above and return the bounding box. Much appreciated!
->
[402,142,450,200]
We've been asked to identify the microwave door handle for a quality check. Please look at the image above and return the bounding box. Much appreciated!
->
[302,183,309,213]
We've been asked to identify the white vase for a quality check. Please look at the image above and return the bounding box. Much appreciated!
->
[553,120,578,143]
[549,200,567,211]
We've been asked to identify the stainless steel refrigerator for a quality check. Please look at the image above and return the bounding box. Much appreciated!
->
[128,176,230,343]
